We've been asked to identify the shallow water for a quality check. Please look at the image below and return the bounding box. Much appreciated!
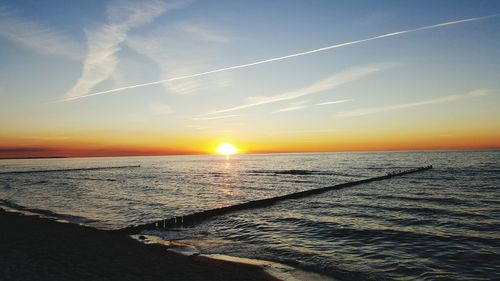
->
[1,151,499,280]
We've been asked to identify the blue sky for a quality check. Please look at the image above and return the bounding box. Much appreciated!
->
[1,0,499,156]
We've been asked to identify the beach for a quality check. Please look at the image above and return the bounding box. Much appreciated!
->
[0,209,278,281]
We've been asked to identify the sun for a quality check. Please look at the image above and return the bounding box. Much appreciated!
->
[216,143,238,156]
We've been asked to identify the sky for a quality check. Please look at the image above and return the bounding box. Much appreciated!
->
[1,0,500,158]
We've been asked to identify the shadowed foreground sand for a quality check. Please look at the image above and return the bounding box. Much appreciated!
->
[0,210,278,281]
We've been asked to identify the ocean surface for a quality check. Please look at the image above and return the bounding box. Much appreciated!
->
[1,151,499,280]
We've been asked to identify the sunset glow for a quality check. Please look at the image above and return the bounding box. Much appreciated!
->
[215,143,238,156]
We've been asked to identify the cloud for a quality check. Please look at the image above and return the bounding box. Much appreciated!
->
[60,14,497,101]
[187,125,210,130]
[126,21,231,95]
[0,147,51,153]
[275,98,353,113]
[176,22,231,43]
[316,99,353,106]
[64,0,188,99]
[206,65,383,115]
[274,100,309,113]
[27,136,70,141]
[0,6,82,60]
[468,88,489,97]
[337,89,490,117]
[274,105,307,113]
[274,98,354,113]
[291,100,309,106]
[192,114,240,121]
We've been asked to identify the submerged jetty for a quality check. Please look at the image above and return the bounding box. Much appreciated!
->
[117,165,433,234]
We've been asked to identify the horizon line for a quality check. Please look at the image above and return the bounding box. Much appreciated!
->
[2,147,499,160]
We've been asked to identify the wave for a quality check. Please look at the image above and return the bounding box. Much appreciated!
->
[274,215,500,244]
[64,177,117,182]
[345,202,492,220]
[0,180,11,189]
[373,194,472,206]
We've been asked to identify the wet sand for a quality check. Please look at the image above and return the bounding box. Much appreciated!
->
[0,209,278,281]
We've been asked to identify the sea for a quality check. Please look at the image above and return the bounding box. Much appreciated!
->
[0,151,499,280]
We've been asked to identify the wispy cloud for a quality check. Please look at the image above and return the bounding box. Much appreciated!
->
[0,6,82,60]
[291,100,309,106]
[338,89,490,117]
[176,22,231,43]
[64,0,188,99]
[206,65,383,115]
[0,147,52,153]
[126,21,231,95]
[274,100,309,113]
[192,114,240,121]
[316,99,353,106]
[274,105,307,113]
[26,136,70,141]
[187,125,210,130]
[60,14,497,101]
[275,98,353,113]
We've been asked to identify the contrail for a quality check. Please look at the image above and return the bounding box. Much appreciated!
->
[61,15,497,102]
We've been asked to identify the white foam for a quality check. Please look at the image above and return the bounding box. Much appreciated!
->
[130,234,200,256]
[203,254,337,281]
[131,234,336,281]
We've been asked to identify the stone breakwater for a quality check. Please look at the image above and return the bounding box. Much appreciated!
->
[117,165,433,234]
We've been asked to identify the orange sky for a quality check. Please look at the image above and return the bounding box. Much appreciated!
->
[1,131,498,158]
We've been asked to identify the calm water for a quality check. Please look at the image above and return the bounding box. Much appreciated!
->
[1,151,499,280]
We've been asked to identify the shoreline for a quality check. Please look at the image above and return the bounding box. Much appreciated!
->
[0,208,279,281]
[0,203,335,281]
[131,235,336,281]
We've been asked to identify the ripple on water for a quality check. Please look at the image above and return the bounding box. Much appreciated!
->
[0,151,499,280]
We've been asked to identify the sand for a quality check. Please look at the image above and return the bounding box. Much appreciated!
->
[0,209,279,281]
